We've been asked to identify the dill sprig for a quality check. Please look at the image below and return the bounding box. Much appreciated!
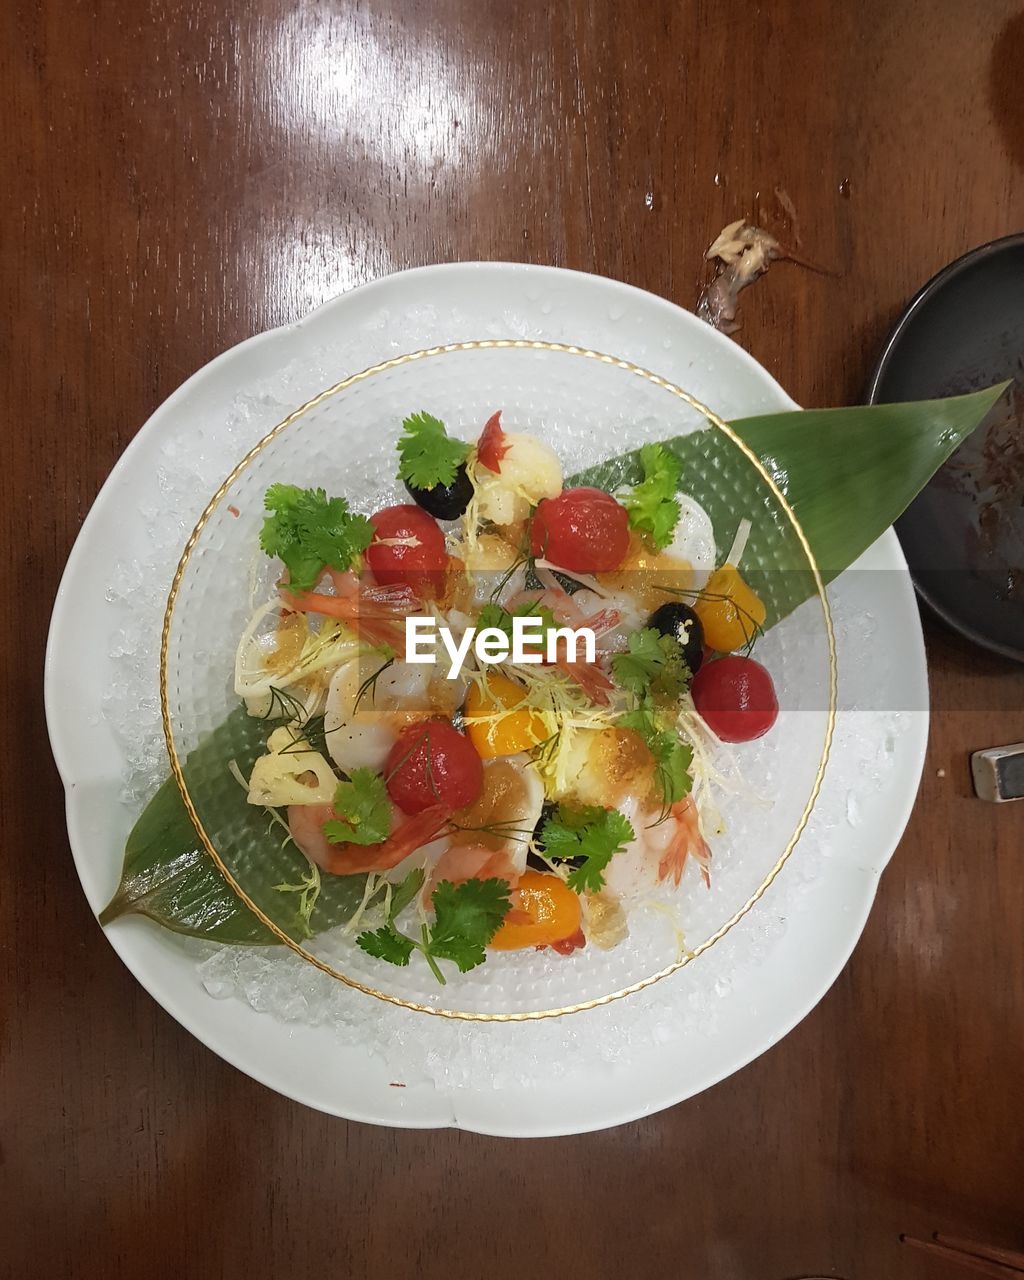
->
[353,657,395,713]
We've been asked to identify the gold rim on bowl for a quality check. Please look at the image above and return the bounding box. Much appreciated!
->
[160,339,838,1021]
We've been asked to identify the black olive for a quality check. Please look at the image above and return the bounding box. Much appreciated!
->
[404,462,474,520]
[647,602,704,675]
[527,802,585,871]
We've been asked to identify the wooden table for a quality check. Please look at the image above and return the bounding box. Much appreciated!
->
[4,1,1023,1276]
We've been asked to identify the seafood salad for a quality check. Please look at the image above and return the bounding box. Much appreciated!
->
[234,410,779,982]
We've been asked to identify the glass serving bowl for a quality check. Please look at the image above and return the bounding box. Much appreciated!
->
[161,341,836,1019]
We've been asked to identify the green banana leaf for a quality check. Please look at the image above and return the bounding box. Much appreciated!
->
[571,384,1009,628]
[101,384,1007,944]
[100,706,366,943]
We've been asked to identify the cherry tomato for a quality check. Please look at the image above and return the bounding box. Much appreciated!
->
[695,564,766,653]
[529,487,630,572]
[366,504,447,597]
[691,655,778,743]
[488,870,582,951]
[477,410,509,473]
[385,719,483,815]
[464,673,548,758]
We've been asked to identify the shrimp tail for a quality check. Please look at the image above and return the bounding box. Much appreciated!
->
[657,797,712,888]
[554,658,616,705]
[283,576,416,648]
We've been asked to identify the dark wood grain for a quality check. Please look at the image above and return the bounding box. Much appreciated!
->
[3,1,1023,1276]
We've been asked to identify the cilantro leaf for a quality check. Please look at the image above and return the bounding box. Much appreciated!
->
[354,876,511,981]
[476,599,559,656]
[612,628,689,697]
[475,600,515,637]
[356,926,415,966]
[426,878,512,972]
[260,483,374,593]
[397,411,471,490]
[539,806,634,895]
[617,701,694,806]
[322,769,392,846]
[622,443,683,550]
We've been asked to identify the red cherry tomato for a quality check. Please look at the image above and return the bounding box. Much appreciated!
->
[477,410,509,473]
[529,487,630,572]
[691,655,779,743]
[385,720,484,815]
[366,504,447,597]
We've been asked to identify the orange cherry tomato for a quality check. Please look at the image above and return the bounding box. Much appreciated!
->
[694,563,767,653]
[464,673,548,758]
[489,870,582,950]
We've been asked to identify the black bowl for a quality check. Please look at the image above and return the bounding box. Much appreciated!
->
[867,234,1024,662]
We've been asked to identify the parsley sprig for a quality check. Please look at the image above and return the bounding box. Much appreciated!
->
[397,411,471,490]
[322,769,392,846]
[357,878,512,984]
[539,805,635,894]
[260,483,374,593]
[612,627,689,697]
[622,443,683,550]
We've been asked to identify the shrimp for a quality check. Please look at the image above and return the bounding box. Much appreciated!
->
[287,800,450,875]
[283,570,417,649]
[505,586,623,704]
[602,795,711,897]
[656,797,712,888]
[550,656,616,705]
[426,843,523,894]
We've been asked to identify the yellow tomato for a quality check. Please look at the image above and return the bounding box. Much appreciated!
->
[464,673,547,759]
[489,871,582,950]
[695,564,766,653]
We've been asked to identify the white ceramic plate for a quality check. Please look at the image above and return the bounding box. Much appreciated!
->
[45,263,928,1135]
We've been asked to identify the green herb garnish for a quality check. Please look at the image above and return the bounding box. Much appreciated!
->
[260,483,374,593]
[397,411,471,490]
[612,627,689,697]
[622,443,682,550]
[476,598,559,650]
[540,805,635,894]
[358,877,512,983]
[617,700,693,807]
[322,769,392,846]
[356,925,416,966]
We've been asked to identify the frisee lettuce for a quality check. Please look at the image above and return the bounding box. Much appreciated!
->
[622,443,683,550]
